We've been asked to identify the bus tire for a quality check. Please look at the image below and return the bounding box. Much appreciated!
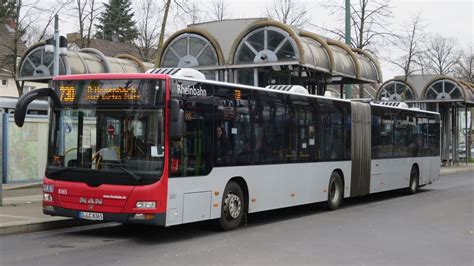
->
[406,165,419,195]
[326,171,343,210]
[217,181,245,231]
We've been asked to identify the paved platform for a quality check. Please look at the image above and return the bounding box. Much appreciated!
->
[1,164,473,236]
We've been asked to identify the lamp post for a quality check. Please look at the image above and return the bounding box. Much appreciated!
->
[344,0,352,99]
[44,15,67,80]
[53,15,60,77]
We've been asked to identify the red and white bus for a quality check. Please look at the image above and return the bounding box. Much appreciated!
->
[15,69,440,230]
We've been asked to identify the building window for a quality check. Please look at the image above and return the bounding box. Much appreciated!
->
[1,79,7,87]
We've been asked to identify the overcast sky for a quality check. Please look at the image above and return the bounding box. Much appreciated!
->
[222,0,473,81]
[56,0,472,82]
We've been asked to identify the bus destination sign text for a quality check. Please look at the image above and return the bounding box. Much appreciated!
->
[84,85,140,101]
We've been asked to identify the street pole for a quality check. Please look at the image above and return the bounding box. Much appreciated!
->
[53,14,60,77]
[344,0,352,99]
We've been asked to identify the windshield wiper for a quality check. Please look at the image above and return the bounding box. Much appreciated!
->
[46,167,69,176]
[116,165,142,181]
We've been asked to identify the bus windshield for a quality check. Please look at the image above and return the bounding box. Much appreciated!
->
[46,79,165,185]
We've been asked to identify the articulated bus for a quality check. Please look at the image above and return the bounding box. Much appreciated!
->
[14,69,440,230]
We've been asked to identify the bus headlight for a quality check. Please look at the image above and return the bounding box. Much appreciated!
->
[43,193,53,202]
[136,201,156,209]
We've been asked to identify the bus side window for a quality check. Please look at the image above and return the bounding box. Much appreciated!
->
[288,95,314,163]
[428,115,440,156]
[251,91,286,164]
[372,106,394,159]
[394,111,408,158]
[416,115,429,157]
[170,90,214,177]
[214,86,251,166]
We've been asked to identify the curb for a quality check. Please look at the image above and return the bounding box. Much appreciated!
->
[0,219,99,236]
[3,182,42,191]
[440,167,474,176]
[1,198,43,206]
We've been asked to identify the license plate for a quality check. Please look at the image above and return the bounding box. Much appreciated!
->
[79,211,104,221]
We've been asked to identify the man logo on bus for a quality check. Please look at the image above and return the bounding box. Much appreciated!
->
[79,197,103,205]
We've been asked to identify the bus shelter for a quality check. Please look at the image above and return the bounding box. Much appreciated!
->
[16,43,153,84]
[157,18,382,96]
[377,75,474,165]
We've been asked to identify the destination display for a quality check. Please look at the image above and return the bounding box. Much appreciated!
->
[83,85,140,101]
[56,80,159,106]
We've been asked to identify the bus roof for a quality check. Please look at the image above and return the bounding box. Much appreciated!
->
[53,73,169,81]
[172,75,440,116]
[53,73,439,116]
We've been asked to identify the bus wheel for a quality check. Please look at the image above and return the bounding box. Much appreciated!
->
[218,181,244,231]
[326,171,343,210]
[407,165,419,195]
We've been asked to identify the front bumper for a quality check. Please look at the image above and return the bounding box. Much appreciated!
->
[44,206,166,226]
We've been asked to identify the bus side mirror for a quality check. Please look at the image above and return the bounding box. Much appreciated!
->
[169,99,184,140]
[15,88,61,127]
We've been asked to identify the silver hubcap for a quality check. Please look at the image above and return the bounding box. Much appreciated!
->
[330,179,340,203]
[225,193,241,219]
[411,172,417,191]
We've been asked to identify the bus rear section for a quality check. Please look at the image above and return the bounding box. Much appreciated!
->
[368,104,441,195]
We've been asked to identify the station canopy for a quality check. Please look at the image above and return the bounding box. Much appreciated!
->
[158,18,383,84]
[377,75,474,105]
[17,43,153,82]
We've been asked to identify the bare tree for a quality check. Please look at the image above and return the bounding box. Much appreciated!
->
[317,0,393,98]
[21,0,71,46]
[210,0,230,21]
[73,0,99,48]
[32,2,69,43]
[1,0,36,96]
[319,0,393,51]
[134,0,162,61]
[387,13,425,84]
[420,34,460,75]
[155,0,194,66]
[185,0,203,25]
[265,0,309,27]
[156,0,171,66]
[1,0,71,96]
[453,48,473,83]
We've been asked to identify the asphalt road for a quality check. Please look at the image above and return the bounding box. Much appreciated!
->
[1,172,473,265]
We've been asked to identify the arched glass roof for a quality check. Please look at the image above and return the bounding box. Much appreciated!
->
[234,26,298,64]
[424,79,464,100]
[156,19,383,84]
[377,80,416,101]
[19,45,67,79]
[328,44,357,79]
[161,33,219,68]
[375,76,473,104]
[299,36,331,73]
[17,44,152,82]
